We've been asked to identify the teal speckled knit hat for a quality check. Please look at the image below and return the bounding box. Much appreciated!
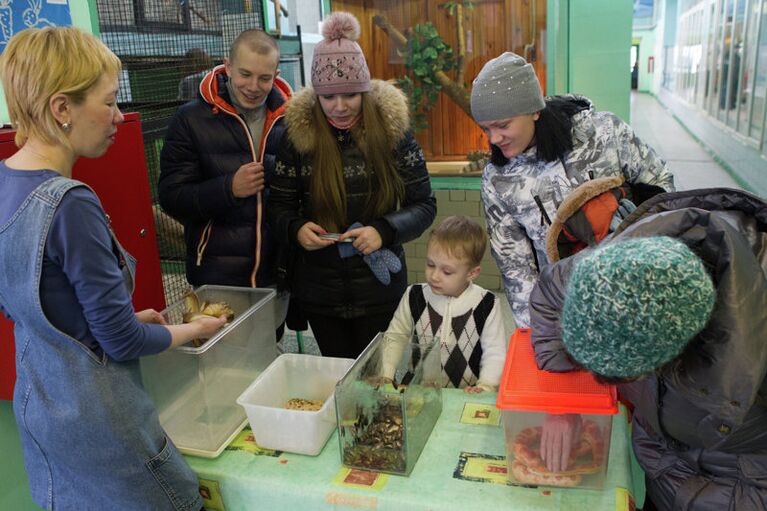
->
[561,237,716,378]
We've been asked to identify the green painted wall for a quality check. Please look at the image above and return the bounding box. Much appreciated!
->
[634,29,660,93]
[0,0,97,124]
[1,401,40,510]
[404,177,502,291]
[546,0,569,95]
[546,0,633,122]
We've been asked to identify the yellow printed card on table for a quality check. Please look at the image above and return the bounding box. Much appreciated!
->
[460,402,501,426]
[332,467,389,491]
[225,427,281,456]
[615,487,637,511]
[199,478,226,511]
[453,452,509,485]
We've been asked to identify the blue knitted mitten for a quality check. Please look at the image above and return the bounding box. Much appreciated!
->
[336,222,402,285]
[337,222,364,259]
[363,249,402,285]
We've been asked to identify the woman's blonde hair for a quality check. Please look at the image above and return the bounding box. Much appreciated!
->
[309,93,405,232]
[0,27,122,147]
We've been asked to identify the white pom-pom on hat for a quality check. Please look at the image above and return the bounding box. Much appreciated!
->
[321,11,361,42]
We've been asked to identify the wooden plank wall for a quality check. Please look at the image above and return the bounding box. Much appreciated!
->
[331,0,547,161]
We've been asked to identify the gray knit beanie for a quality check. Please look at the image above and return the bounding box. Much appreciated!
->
[470,51,545,122]
[561,236,715,378]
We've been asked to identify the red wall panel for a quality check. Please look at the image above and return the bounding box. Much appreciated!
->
[0,113,165,400]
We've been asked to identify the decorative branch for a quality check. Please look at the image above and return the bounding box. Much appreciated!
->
[372,11,473,125]
[442,1,471,86]
[372,15,408,47]
[455,3,465,85]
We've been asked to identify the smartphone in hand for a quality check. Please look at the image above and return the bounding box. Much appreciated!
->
[319,233,355,242]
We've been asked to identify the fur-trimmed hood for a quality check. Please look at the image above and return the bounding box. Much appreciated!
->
[545,174,624,262]
[284,79,410,154]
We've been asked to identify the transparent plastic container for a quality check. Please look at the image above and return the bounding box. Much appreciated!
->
[497,328,618,489]
[237,354,355,455]
[140,285,278,457]
[335,333,442,476]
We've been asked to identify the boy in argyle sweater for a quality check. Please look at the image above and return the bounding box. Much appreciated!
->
[381,216,507,392]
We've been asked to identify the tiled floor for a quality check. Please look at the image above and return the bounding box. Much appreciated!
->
[629,92,743,191]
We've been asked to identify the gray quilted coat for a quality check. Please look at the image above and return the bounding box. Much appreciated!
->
[529,188,767,510]
[481,95,675,327]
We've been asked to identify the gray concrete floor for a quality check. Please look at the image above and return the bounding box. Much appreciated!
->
[280,92,743,355]
[630,92,743,191]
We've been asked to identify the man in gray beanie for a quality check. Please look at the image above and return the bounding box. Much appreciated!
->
[528,188,767,510]
[470,50,674,331]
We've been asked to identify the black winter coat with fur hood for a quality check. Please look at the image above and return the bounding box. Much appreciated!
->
[269,80,436,318]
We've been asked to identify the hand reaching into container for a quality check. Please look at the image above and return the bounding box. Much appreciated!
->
[540,413,582,472]
[167,315,228,348]
[135,308,167,325]
[137,307,224,348]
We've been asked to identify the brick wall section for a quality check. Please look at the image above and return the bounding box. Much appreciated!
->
[403,181,503,291]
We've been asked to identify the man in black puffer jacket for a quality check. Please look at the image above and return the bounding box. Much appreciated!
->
[159,29,291,291]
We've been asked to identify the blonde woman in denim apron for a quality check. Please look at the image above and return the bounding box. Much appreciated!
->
[0,27,225,510]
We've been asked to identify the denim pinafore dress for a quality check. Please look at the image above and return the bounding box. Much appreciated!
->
[0,177,202,510]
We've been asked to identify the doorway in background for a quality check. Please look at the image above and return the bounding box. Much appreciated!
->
[631,44,640,90]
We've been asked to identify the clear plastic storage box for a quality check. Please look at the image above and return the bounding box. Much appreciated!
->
[140,285,278,458]
[237,353,355,455]
[496,328,618,489]
[335,333,442,476]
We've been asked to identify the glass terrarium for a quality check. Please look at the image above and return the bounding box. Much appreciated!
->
[335,332,442,476]
[497,328,618,489]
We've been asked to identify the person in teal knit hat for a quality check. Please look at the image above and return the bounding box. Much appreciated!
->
[528,188,767,511]
[561,236,715,379]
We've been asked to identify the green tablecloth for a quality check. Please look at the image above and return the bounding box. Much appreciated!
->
[187,390,644,511]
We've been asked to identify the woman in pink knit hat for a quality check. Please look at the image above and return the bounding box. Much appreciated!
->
[269,11,436,358]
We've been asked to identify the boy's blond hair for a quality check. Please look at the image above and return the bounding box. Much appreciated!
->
[0,27,121,148]
[428,216,487,267]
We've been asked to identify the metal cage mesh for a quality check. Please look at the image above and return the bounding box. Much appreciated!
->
[95,1,302,306]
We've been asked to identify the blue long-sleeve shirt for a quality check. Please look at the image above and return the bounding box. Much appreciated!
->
[0,162,170,360]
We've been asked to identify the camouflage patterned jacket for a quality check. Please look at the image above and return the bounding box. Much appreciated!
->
[481,95,675,327]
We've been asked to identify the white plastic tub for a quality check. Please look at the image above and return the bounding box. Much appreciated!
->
[237,353,355,455]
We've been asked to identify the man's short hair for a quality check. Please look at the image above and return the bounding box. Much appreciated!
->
[428,215,487,267]
[229,29,280,63]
